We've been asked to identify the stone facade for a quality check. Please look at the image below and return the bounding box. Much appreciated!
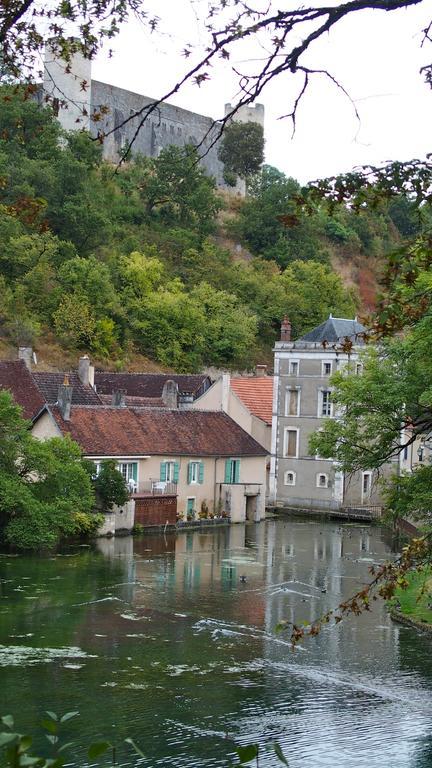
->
[270,316,394,511]
[42,47,264,188]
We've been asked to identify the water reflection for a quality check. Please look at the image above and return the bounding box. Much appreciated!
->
[1,520,432,767]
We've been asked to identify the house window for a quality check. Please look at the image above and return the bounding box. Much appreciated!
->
[317,473,329,488]
[283,428,299,458]
[188,461,204,484]
[403,444,409,461]
[160,461,179,483]
[225,458,240,484]
[284,471,296,486]
[356,363,363,375]
[362,472,372,500]
[285,388,300,416]
[117,462,138,486]
[289,361,299,376]
[320,390,332,417]
[322,362,332,376]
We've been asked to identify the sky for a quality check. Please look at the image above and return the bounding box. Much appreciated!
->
[90,1,432,184]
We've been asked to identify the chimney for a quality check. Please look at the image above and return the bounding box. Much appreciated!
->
[112,389,126,408]
[280,316,292,342]
[58,374,73,421]
[18,346,33,371]
[255,364,267,377]
[162,380,179,409]
[78,355,91,386]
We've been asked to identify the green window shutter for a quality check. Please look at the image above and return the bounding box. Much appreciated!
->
[187,462,192,484]
[234,460,240,484]
[173,462,180,483]
[187,498,194,513]
[224,459,232,484]
[198,461,204,484]
[160,462,167,482]
[131,463,138,482]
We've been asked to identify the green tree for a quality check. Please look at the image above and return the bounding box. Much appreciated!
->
[92,460,130,512]
[0,391,95,549]
[280,260,357,338]
[218,121,264,185]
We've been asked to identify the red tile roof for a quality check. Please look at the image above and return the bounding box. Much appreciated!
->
[231,377,273,425]
[94,373,211,399]
[0,360,46,420]
[50,406,267,457]
[98,394,164,407]
[32,372,102,406]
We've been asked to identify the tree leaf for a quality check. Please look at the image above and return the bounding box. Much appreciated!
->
[41,720,57,735]
[236,744,259,764]
[57,742,75,753]
[272,742,289,765]
[1,716,14,729]
[45,735,59,745]
[60,712,79,724]
[18,735,32,753]
[45,712,58,722]
[88,741,112,759]
[0,732,18,747]
[124,738,145,758]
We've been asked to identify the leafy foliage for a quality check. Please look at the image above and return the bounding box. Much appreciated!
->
[0,391,96,549]
[218,121,264,184]
[91,460,130,512]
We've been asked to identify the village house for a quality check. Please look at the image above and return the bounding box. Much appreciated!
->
[32,385,267,529]
[0,353,267,532]
[270,315,393,513]
[189,367,273,453]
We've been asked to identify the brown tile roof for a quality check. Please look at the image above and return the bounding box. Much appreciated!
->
[50,406,267,457]
[32,372,102,406]
[94,372,211,399]
[98,394,164,407]
[231,377,273,425]
[0,360,46,420]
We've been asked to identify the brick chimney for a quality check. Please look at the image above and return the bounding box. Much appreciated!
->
[112,389,126,407]
[162,380,179,409]
[280,316,292,342]
[255,364,267,377]
[18,347,33,371]
[58,374,73,421]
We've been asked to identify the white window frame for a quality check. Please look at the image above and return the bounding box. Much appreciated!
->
[165,461,176,482]
[362,472,372,502]
[285,387,300,417]
[316,473,329,489]
[322,361,332,377]
[283,427,299,458]
[189,461,199,484]
[284,470,296,486]
[289,360,299,376]
[318,389,333,418]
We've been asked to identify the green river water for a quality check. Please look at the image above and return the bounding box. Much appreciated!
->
[1,519,432,767]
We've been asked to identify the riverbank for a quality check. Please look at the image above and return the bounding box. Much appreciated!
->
[390,567,432,633]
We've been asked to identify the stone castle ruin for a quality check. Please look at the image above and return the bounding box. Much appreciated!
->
[42,46,264,189]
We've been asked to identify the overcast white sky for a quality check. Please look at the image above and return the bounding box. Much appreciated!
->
[91,1,432,184]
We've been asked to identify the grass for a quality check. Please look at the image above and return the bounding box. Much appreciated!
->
[392,567,432,625]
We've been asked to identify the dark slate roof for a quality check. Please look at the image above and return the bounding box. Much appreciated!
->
[298,317,366,343]
[98,394,165,407]
[50,406,267,457]
[32,372,102,406]
[0,360,46,420]
[94,372,211,399]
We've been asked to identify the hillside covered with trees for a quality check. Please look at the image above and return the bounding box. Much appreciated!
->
[0,87,421,372]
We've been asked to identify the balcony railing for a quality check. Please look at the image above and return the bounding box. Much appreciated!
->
[132,479,178,496]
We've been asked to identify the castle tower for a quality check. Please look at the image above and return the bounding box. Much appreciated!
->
[224,102,265,128]
[43,43,92,133]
